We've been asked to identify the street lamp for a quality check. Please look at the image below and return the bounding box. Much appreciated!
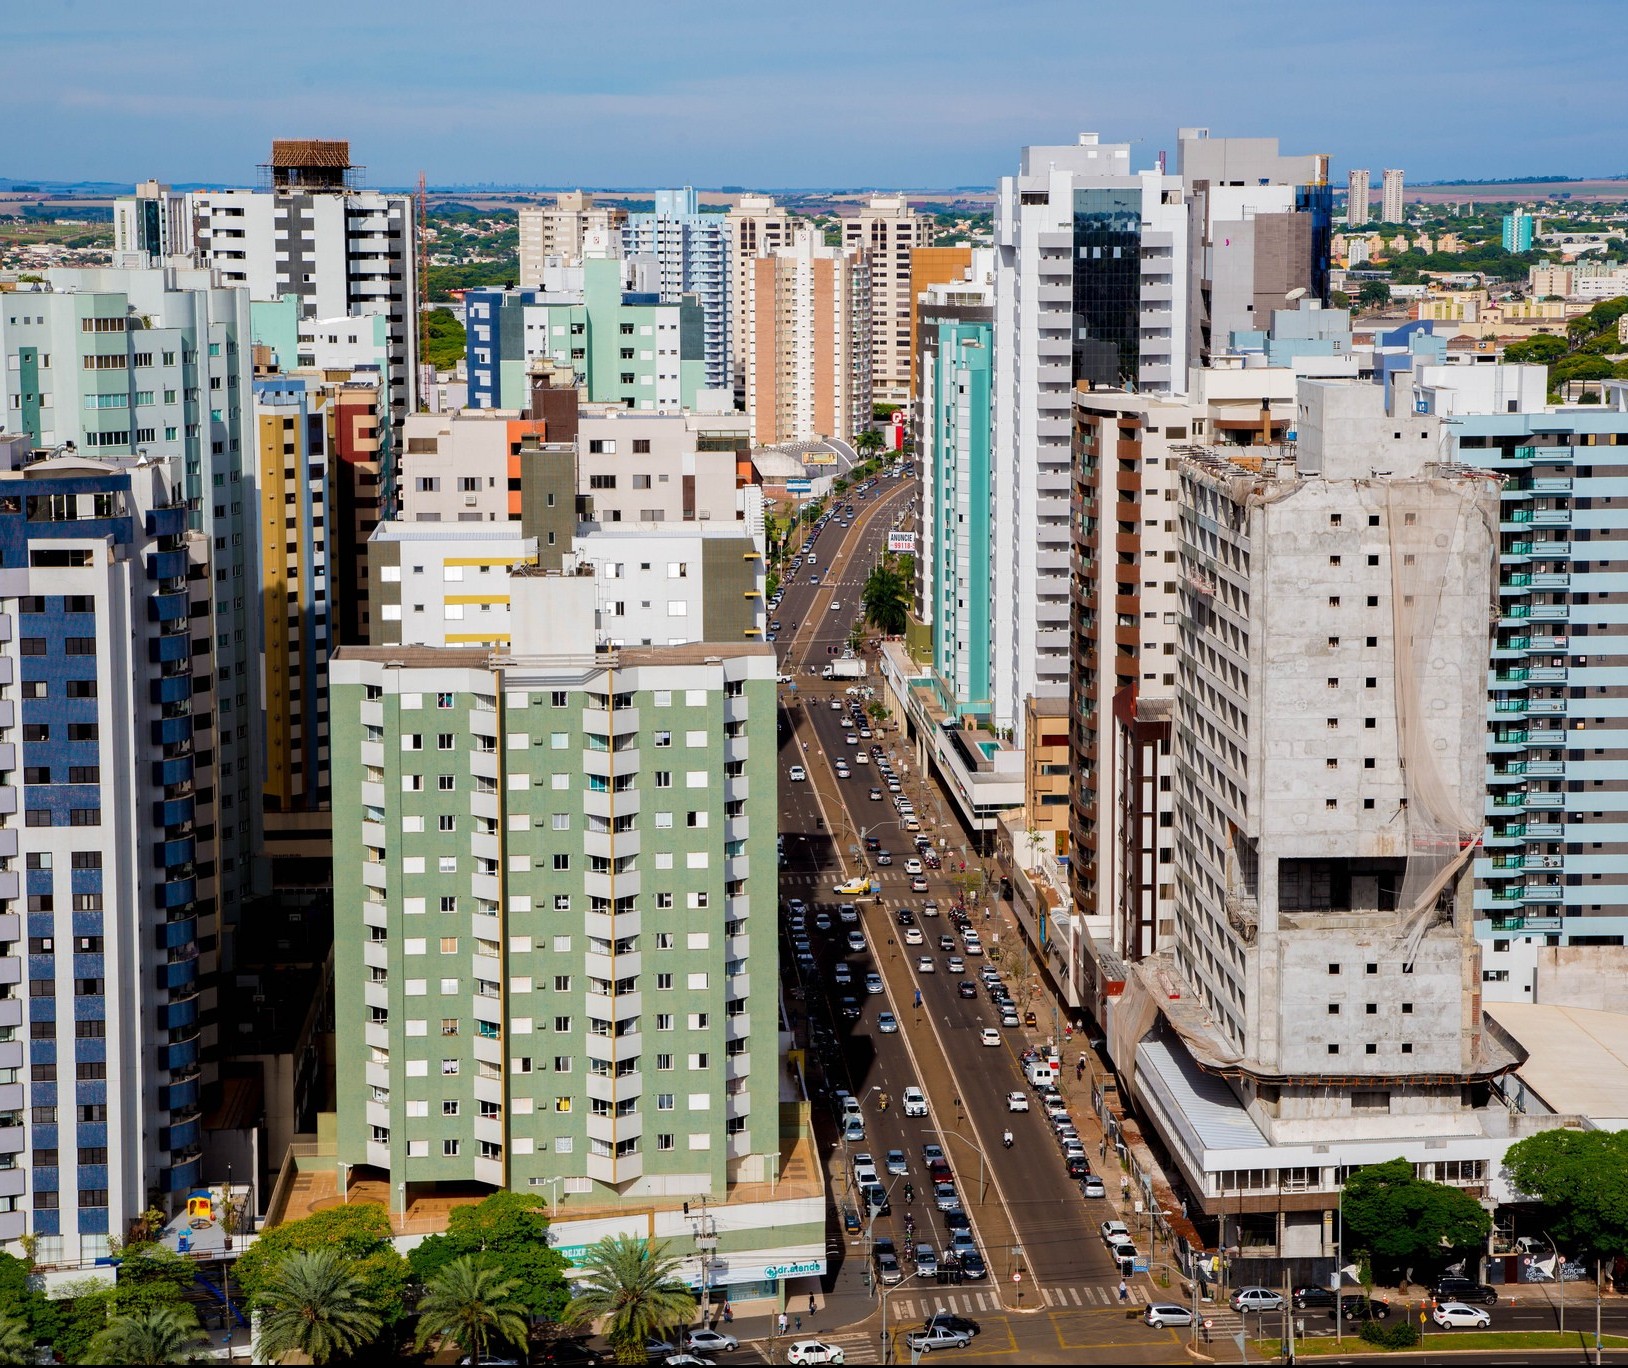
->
[1543,1230,1564,1335]
[940,1129,988,1205]
[537,1175,564,1219]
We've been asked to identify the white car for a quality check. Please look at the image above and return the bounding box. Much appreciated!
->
[980,1027,1000,1047]
[830,601,841,611]
[787,898,807,916]
[1006,1091,1029,1112]
[905,858,923,875]
[1101,1220,1131,1247]
[788,765,807,781]
[1231,1286,1285,1313]
[1432,1302,1491,1329]
[903,927,924,945]
[1144,1303,1193,1329]
[917,956,935,973]
[902,1085,928,1117]
[787,1343,845,1366]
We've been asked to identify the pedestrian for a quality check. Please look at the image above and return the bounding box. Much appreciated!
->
[809,1294,817,1317]
[795,1314,803,1333]
[778,1311,789,1336]
[1118,1279,1129,1304]
[1076,1059,1085,1082]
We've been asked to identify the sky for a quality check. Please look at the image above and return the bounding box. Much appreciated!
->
[12,0,1628,190]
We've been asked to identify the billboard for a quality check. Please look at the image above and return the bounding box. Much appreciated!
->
[803,450,837,466]
[785,479,813,494]
[887,531,917,554]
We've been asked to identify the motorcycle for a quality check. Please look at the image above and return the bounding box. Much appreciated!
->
[1002,1130,1013,1149]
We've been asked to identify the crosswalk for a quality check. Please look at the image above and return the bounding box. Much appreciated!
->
[885,1282,1154,1320]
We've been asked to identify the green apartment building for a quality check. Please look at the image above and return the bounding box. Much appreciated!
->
[467,259,711,413]
[330,575,823,1299]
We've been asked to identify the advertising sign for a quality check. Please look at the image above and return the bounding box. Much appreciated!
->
[785,479,813,494]
[886,532,917,554]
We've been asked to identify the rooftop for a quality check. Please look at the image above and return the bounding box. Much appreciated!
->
[1485,1002,1628,1128]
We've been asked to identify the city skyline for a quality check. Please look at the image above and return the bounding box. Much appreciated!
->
[11,0,1628,187]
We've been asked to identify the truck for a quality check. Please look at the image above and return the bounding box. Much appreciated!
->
[822,659,868,679]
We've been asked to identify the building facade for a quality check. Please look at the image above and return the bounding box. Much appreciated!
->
[744,231,871,448]
[113,181,192,265]
[0,443,220,1261]
[1381,168,1405,223]
[843,197,932,406]
[1345,168,1370,228]
[463,259,709,414]
[1502,210,1535,253]
[624,189,732,395]
[0,266,260,935]
[519,193,627,284]
[724,196,794,401]
[191,140,418,426]
[331,581,782,1204]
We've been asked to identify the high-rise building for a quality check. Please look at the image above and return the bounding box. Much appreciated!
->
[624,188,732,396]
[463,259,710,414]
[0,437,221,1262]
[992,135,1187,736]
[1345,169,1371,227]
[915,256,994,720]
[1381,168,1405,223]
[518,193,628,285]
[1502,209,1535,253]
[908,245,976,399]
[191,140,418,427]
[330,576,788,1218]
[0,266,260,926]
[724,196,793,403]
[1105,380,1511,1276]
[1178,129,1332,369]
[843,197,932,407]
[113,180,192,265]
[252,375,332,819]
[744,230,871,448]
[1409,368,1628,1005]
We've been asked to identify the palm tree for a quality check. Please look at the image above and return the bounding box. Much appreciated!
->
[564,1235,697,1366]
[254,1247,382,1365]
[862,558,911,637]
[412,1256,528,1362]
[0,1316,32,1367]
[853,426,884,456]
[86,1305,208,1365]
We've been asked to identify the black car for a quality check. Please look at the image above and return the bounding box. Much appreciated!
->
[1338,1296,1392,1322]
[839,996,861,1020]
[1064,1155,1091,1179]
[861,1182,890,1216]
[959,1249,988,1280]
[895,909,915,926]
[1292,1286,1335,1309]
[944,1210,972,1236]
[1430,1277,1497,1306]
[922,1314,980,1338]
[957,981,978,998]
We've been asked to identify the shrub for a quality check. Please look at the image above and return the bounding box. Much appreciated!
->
[1359,1317,1421,1349]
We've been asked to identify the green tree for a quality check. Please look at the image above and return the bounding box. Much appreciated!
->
[563,1235,697,1366]
[85,1304,208,1366]
[1341,1158,1491,1281]
[1502,334,1568,366]
[233,1202,408,1327]
[1504,1128,1628,1261]
[853,427,884,455]
[1329,289,1351,310]
[413,1256,529,1361]
[1356,280,1393,312]
[253,1248,383,1366]
[406,1191,572,1323]
[861,558,911,637]
[0,1252,60,1345]
[0,1316,31,1367]
[423,307,467,372]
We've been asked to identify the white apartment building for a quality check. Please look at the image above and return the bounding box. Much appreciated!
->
[113,180,192,265]
[190,140,417,424]
[624,189,732,394]
[518,192,628,284]
[724,196,794,400]
[843,196,932,406]
[992,134,1187,735]
[1345,168,1370,227]
[1381,167,1405,223]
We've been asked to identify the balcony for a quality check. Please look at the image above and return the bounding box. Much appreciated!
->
[1523,884,1564,904]
[1525,792,1565,809]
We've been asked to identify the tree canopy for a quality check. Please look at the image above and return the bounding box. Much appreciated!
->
[423,307,466,372]
[254,1248,382,1366]
[407,1191,572,1323]
[412,1256,529,1360]
[862,557,911,637]
[1341,1158,1491,1279]
[233,1202,408,1326]
[1503,1128,1628,1261]
[564,1235,696,1366]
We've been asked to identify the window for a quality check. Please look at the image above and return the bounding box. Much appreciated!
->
[443,1139,460,1157]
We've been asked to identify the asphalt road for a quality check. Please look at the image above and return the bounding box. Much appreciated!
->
[770,472,1139,1364]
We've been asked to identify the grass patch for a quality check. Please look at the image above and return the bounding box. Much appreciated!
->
[1255,1330,1628,1356]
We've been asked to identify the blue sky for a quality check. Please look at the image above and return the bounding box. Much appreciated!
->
[12,0,1628,189]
